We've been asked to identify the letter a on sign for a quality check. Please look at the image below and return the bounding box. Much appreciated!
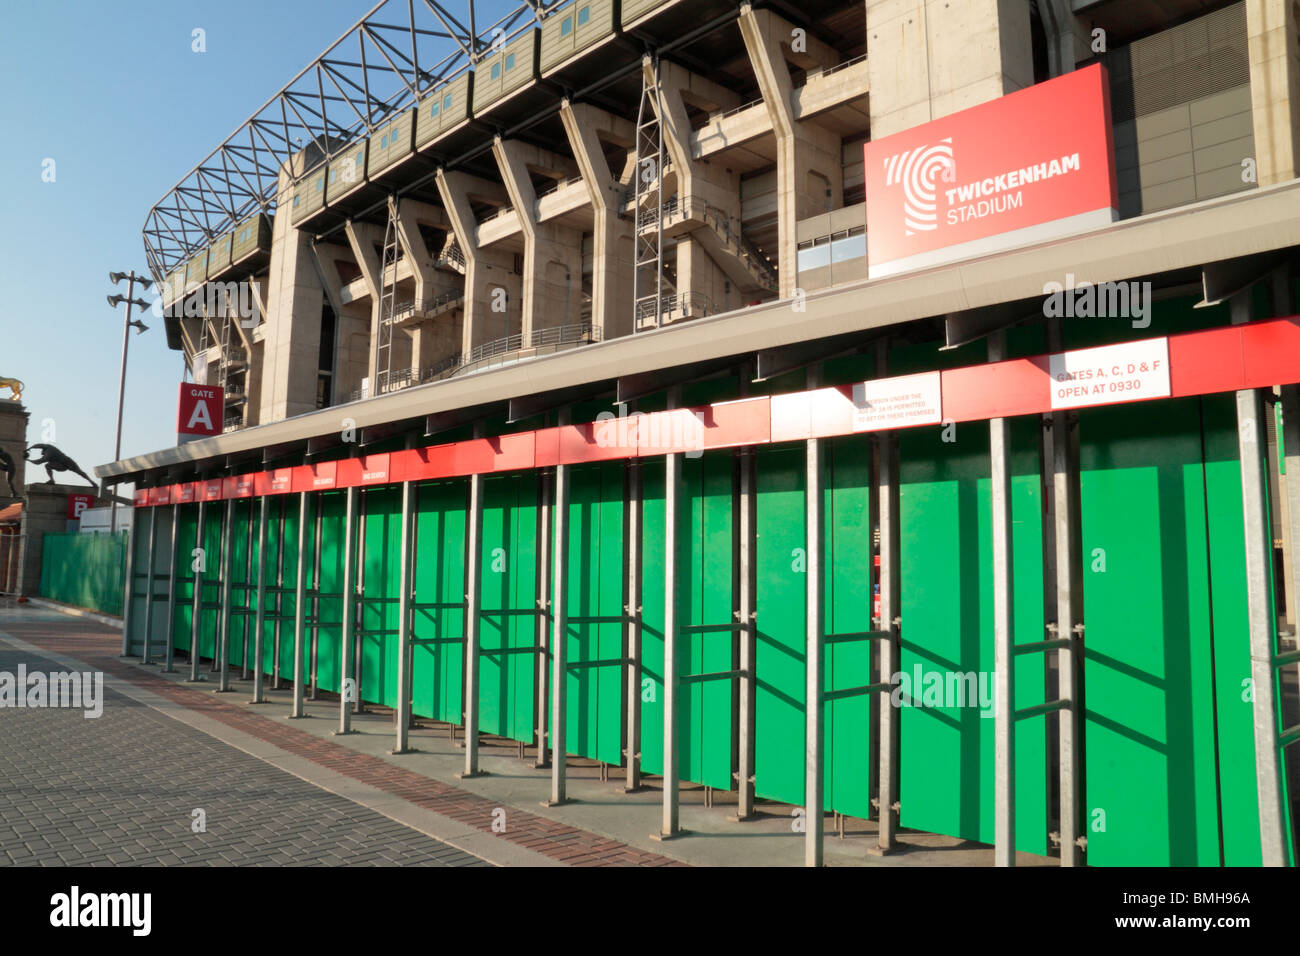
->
[177,383,224,442]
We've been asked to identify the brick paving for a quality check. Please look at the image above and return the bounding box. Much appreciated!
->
[0,614,682,867]
[0,643,486,867]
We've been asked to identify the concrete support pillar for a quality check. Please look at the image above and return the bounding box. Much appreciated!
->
[866,0,1035,139]
[739,4,843,299]
[1247,0,1300,186]
[435,169,522,357]
[560,100,636,341]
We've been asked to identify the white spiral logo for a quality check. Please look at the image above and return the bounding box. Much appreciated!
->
[883,137,954,235]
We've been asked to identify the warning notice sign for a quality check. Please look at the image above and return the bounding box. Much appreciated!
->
[1048,338,1170,410]
[851,371,943,431]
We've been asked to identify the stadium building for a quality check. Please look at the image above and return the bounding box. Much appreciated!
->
[97,0,1300,866]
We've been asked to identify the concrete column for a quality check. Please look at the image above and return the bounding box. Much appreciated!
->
[435,169,522,357]
[1247,0,1300,186]
[559,100,636,341]
[739,4,843,299]
[866,0,1034,139]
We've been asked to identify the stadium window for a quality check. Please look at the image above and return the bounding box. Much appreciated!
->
[491,62,501,80]
[430,100,440,117]
[561,17,572,36]
[578,6,589,25]
[443,94,452,110]
[505,53,515,71]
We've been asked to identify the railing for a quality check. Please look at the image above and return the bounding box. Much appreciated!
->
[384,289,465,325]
[222,415,243,433]
[712,96,765,123]
[535,175,585,200]
[352,322,601,402]
[635,195,778,290]
[804,52,868,84]
[635,292,713,325]
[226,346,248,365]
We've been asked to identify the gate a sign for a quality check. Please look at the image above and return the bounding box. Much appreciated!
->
[177,384,224,443]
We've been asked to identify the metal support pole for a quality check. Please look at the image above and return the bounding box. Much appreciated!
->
[291,492,309,718]
[394,481,414,753]
[163,506,179,673]
[736,448,757,820]
[660,447,682,836]
[337,486,358,735]
[548,460,571,806]
[462,469,485,776]
[1283,384,1300,639]
[989,331,1016,866]
[625,459,643,792]
[355,495,367,715]
[187,499,207,682]
[874,342,902,855]
[140,507,158,665]
[805,425,825,867]
[1048,319,1084,866]
[218,498,235,691]
[1231,292,1288,866]
[242,501,254,680]
[251,495,269,703]
[120,505,138,657]
[310,500,323,700]
[535,470,552,769]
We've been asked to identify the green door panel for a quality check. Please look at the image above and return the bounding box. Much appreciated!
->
[412,479,467,724]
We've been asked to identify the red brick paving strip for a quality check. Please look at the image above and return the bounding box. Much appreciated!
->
[6,622,684,867]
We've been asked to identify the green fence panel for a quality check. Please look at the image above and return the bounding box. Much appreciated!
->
[755,443,806,806]
[638,452,734,787]
[360,486,400,708]
[824,436,874,819]
[226,500,254,670]
[173,504,198,653]
[898,416,1049,855]
[754,438,875,815]
[1081,396,1291,865]
[313,491,347,695]
[412,479,466,724]
[39,530,127,617]
[197,505,225,661]
[124,514,152,648]
[479,473,539,743]
[564,462,626,765]
[680,452,734,790]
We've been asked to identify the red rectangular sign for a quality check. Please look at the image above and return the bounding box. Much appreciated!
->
[176,383,225,438]
[134,488,149,507]
[66,493,96,520]
[201,479,224,502]
[865,64,1116,279]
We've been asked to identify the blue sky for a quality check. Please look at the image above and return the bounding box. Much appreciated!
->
[0,0,514,489]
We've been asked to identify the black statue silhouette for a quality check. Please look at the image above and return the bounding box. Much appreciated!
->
[0,447,16,497]
[26,444,97,488]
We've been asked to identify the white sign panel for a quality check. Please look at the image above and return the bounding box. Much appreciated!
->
[1049,338,1170,410]
[852,371,943,431]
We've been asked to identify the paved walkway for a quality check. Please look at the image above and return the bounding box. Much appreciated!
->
[0,604,1038,867]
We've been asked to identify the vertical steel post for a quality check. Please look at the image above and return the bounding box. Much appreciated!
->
[291,492,309,718]
[736,447,757,820]
[120,504,138,657]
[140,507,158,665]
[548,459,571,805]
[462,468,485,776]
[354,497,367,715]
[164,505,179,673]
[1231,293,1288,866]
[989,331,1016,867]
[394,480,414,753]
[337,486,358,734]
[251,495,269,703]
[875,341,902,855]
[535,470,552,768]
[805,369,825,867]
[218,497,235,691]
[660,446,682,836]
[188,499,207,682]
[242,501,254,680]
[625,459,644,792]
[1048,319,1083,866]
[310,498,323,700]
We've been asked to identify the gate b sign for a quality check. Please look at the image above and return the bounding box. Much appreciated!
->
[865,63,1117,279]
[177,384,223,443]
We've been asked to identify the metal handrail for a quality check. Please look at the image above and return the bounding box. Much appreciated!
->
[712,96,765,123]
[535,175,585,200]
[804,52,868,83]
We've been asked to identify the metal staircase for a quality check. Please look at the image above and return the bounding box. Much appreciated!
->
[633,56,667,331]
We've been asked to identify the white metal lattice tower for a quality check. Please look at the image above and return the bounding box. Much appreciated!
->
[377,194,401,393]
[633,56,666,331]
